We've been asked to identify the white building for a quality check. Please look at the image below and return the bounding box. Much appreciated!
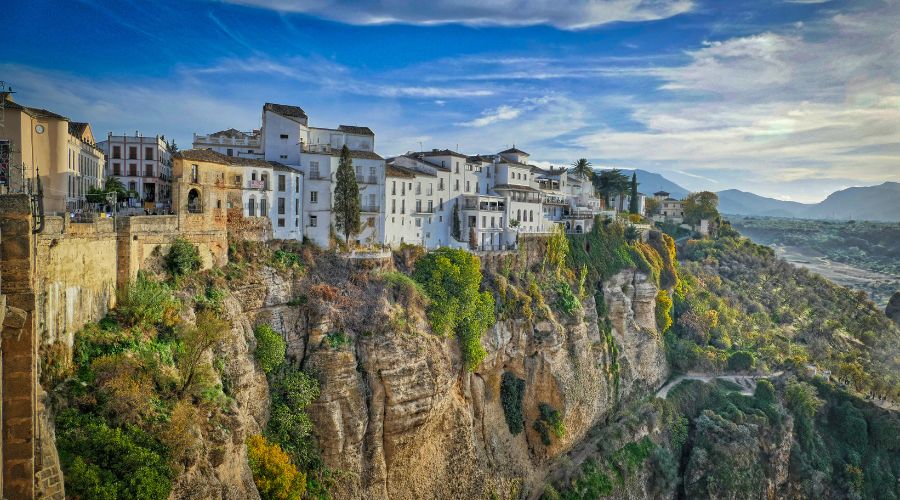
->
[652,191,684,223]
[193,128,263,159]
[260,103,385,247]
[99,133,173,212]
[270,163,304,240]
[66,122,105,211]
[382,146,607,251]
[609,192,647,216]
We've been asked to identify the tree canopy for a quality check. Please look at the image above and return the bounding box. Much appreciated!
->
[682,191,719,225]
[593,169,630,207]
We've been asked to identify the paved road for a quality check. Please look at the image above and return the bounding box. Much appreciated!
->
[655,371,784,399]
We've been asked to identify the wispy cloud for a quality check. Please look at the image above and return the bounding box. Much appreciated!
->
[220,0,694,30]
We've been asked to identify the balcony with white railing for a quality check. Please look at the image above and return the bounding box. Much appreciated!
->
[193,133,260,148]
[356,175,379,184]
[461,194,505,212]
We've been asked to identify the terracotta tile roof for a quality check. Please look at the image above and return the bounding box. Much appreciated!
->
[386,165,416,178]
[412,149,468,159]
[68,122,89,137]
[338,125,374,136]
[174,148,233,164]
[3,97,69,120]
[264,102,307,119]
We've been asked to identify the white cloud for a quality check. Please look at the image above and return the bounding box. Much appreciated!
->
[457,105,525,127]
[220,0,694,30]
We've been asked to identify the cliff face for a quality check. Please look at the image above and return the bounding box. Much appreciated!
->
[216,266,668,499]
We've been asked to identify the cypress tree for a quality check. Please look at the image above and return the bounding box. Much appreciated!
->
[629,172,639,214]
[333,145,361,246]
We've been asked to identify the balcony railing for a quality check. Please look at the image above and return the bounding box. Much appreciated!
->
[360,205,380,213]
[463,202,505,211]
[356,175,378,184]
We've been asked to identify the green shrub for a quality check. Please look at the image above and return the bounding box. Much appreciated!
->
[194,284,227,312]
[500,372,526,435]
[324,331,351,350]
[726,351,755,372]
[56,409,172,500]
[116,273,178,329]
[247,434,306,500]
[656,290,673,333]
[254,324,286,373]
[265,369,321,468]
[533,403,565,445]
[554,280,581,316]
[412,248,495,371]
[166,238,201,278]
[271,250,305,272]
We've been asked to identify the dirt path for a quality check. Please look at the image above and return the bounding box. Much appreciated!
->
[655,371,784,399]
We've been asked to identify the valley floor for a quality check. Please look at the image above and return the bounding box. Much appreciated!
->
[772,245,899,308]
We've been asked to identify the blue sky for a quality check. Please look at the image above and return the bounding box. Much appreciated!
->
[2,0,898,202]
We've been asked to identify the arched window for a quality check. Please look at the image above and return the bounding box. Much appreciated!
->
[248,196,256,217]
[187,188,202,213]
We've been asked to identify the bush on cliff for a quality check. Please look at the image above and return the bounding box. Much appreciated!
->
[254,324,286,373]
[412,248,495,371]
[166,238,201,278]
[247,434,306,500]
[500,372,526,435]
[116,272,179,329]
[266,368,321,468]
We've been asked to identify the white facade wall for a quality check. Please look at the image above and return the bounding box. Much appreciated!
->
[193,131,263,159]
[65,136,104,211]
[271,167,304,240]
[262,111,307,165]
[99,134,172,210]
[385,173,421,246]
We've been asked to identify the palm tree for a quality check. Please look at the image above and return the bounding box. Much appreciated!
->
[104,176,126,195]
[570,158,593,180]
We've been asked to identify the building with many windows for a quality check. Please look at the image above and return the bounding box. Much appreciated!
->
[260,102,385,247]
[98,133,172,212]
[192,128,263,159]
[0,92,105,212]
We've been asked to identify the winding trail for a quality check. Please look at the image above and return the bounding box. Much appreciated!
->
[655,371,784,399]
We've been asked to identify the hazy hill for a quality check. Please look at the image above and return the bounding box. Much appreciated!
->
[718,182,900,222]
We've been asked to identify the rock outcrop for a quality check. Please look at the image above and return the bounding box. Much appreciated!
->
[887,291,900,326]
[215,266,668,499]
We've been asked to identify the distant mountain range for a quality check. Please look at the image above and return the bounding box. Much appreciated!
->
[598,168,900,222]
[717,182,900,222]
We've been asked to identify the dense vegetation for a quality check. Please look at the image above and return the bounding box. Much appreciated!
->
[412,247,496,371]
[669,234,900,402]
[549,376,900,499]
[54,271,230,499]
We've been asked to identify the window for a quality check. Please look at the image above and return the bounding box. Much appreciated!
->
[112,146,121,159]
[278,197,286,215]
[113,163,121,176]
[248,198,256,216]
[455,162,459,173]
[416,200,422,213]
[310,161,319,178]
[295,199,299,214]
[145,164,153,176]
[278,218,285,227]
[310,191,318,203]
[466,181,470,192]
[415,218,421,227]
[217,199,222,209]
[369,194,377,208]
[391,199,396,214]
[439,178,444,191]
[309,215,318,227]
[439,198,444,210]
[415,182,421,195]
[280,155,288,159]
[278,175,286,191]
[260,198,267,215]
[427,200,433,212]
[128,146,137,159]
[261,173,269,190]
[130,164,138,176]
[145,147,153,160]
[280,134,289,139]
[227,148,233,156]
[401,200,405,214]
[427,184,433,195]
[392,181,396,195]
[295,177,300,193]
[455,179,460,191]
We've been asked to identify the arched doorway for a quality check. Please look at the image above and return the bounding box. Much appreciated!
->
[188,188,202,213]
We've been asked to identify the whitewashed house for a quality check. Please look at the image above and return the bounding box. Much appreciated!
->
[192,128,263,159]
[260,103,385,247]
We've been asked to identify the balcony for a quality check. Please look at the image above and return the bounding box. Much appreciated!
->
[356,175,378,184]
[462,195,506,212]
[360,205,380,213]
[307,172,329,180]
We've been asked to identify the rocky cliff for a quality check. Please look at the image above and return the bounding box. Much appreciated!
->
[212,262,668,499]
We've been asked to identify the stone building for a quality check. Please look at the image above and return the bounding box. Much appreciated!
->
[0,92,104,213]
